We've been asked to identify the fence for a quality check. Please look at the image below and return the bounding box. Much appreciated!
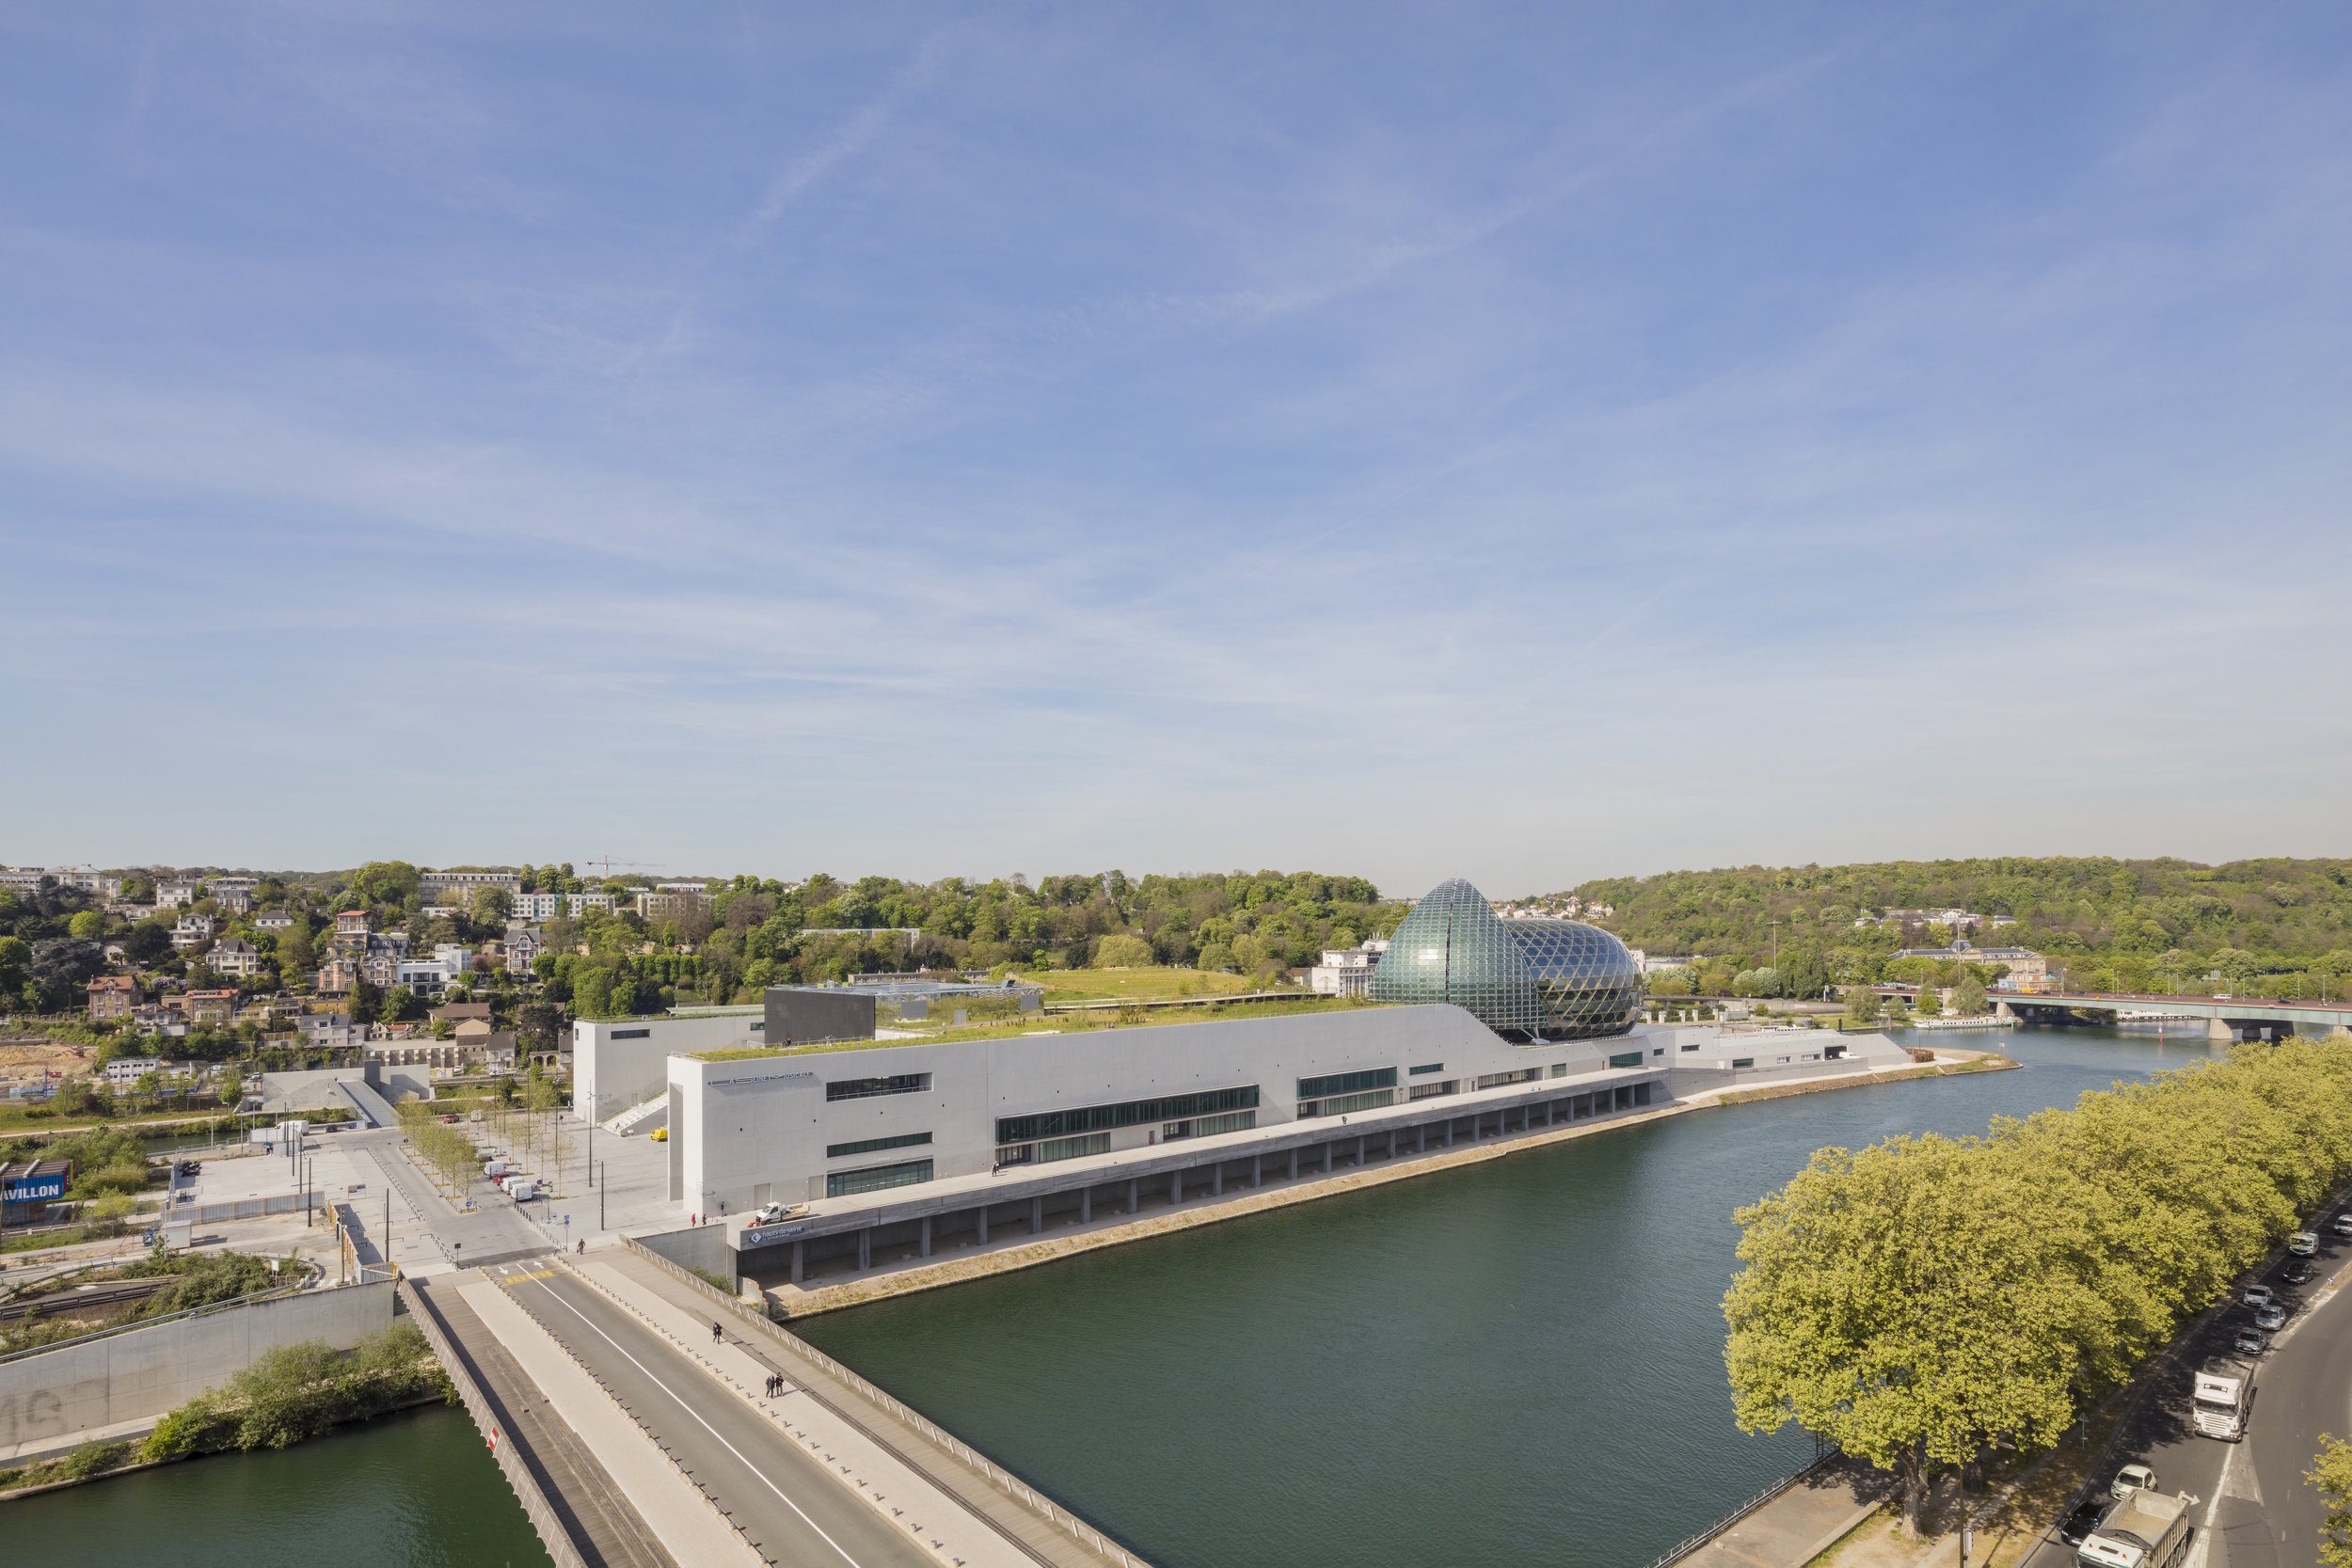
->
[1637,1444,1845,1568]
[397,1278,590,1568]
[617,1233,1149,1567]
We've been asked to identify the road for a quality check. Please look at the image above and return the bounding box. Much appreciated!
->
[2022,1215,2352,1568]
[485,1259,940,1568]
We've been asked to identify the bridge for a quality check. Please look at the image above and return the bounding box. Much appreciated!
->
[1922,988,2352,1042]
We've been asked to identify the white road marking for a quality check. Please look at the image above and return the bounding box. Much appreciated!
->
[506,1264,871,1568]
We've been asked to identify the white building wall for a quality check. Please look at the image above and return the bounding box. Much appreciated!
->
[575,1011,768,1123]
[670,1004,1658,1216]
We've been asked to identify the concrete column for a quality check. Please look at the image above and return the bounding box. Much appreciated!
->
[1212,1164,1223,1196]
[857,1228,870,1271]
[1171,1170,1184,1206]
[790,1239,804,1284]
[919,1216,931,1258]
[977,1205,989,1244]
[1028,1196,1042,1234]
[1126,1178,1138,1215]
[1080,1187,1092,1224]
[1321,1142,1332,1173]
[1443,1118,1454,1148]
[1288,1148,1299,1180]
[1355,1134,1365,1165]
[2208,1016,2235,1043]
[1417,1124,1427,1153]
[1250,1154,1262,1189]
[1542,1101,1553,1128]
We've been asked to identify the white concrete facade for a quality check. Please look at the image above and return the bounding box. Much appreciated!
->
[665,1003,1670,1218]
[574,1009,768,1124]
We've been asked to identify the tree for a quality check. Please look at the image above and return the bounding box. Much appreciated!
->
[69,910,104,941]
[2311,1435,2352,1568]
[382,985,423,1024]
[1093,934,1154,968]
[1953,973,1989,1016]
[1844,984,1883,1025]
[469,885,512,926]
[1915,981,1940,1017]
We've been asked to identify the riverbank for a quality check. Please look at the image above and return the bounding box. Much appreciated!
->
[764,1050,2017,1319]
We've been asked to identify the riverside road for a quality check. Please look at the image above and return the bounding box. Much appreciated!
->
[2022,1218,2352,1568]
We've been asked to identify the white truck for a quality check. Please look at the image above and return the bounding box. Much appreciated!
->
[2078,1489,2192,1568]
[2193,1356,2253,1440]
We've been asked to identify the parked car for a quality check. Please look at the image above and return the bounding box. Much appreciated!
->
[2245,1284,2274,1309]
[174,1160,199,1178]
[2111,1464,2157,1501]
[2334,1212,2352,1237]
[2059,1497,2108,1546]
[2290,1231,2320,1257]
[753,1201,807,1225]
[2256,1303,2287,1330]
[2284,1261,2315,1286]
[2235,1327,2267,1355]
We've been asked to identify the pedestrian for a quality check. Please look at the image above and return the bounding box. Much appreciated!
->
[712,1321,723,1344]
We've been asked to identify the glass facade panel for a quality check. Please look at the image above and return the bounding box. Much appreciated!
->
[1298,1087,1397,1117]
[997,1085,1259,1146]
[826,1073,932,1101]
[1368,879,1546,1034]
[1406,1080,1457,1101]
[1296,1068,1397,1101]
[826,1132,933,1159]
[1608,1051,1644,1069]
[1503,919,1643,1041]
[1475,1068,1541,1089]
[827,1158,933,1196]
[1036,1132,1112,1163]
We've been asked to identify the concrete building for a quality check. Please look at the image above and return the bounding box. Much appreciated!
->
[635,887,712,923]
[206,938,271,979]
[419,870,521,900]
[511,892,563,921]
[573,1009,769,1125]
[170,913,215,950]
[103,1056,164,1085]
[156,880,199,909]
[1308,939,1388,996]
[565,892,617,917]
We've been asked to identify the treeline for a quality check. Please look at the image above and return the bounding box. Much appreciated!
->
[1564,857,2352,996]
[1724,1037,2352,1533]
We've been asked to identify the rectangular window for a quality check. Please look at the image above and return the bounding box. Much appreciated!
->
[1407,1080,1457,1101]
[1298,1088,1395,1118]
[612,1028,650,1039]
[1549,1063,1567,1078]
[1407,1062,1446,1076]
[1607,1052,1643,1069]
[1652,1048,1664,1057]
[826,1159,933,1197]
[1732,1057,1755,1069]
[1680,1042,1700,1052]
[996,1085,1259,1145]
[826,1132,933,1159]
[828,1073,932,1102]
[1475,1069,1541,1090]
[1296,1068,1398,1101]
[1037,1132,1112,1163]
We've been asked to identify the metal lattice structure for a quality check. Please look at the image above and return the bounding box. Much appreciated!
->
[1369,878,1548,1034]
[1503,919,1642,1039]
[1371,878,1640,1041]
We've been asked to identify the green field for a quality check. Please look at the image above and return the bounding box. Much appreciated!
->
[1024,966,1265,1003]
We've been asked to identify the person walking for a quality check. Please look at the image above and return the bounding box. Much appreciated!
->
[712,1321,723,1344]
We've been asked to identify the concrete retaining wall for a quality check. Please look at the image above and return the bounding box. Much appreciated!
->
[632,1222,731,1284]
[0,1280,394,1454]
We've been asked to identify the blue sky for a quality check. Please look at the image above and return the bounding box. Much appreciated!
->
[3,4,2346,896]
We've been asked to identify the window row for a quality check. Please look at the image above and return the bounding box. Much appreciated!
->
[996,1085,1260,1145]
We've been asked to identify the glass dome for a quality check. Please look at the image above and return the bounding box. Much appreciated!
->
[1368,878,1547,1035]
[1504,919,1641,1039]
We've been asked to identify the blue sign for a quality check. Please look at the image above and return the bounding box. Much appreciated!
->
[3,1173,66,1203]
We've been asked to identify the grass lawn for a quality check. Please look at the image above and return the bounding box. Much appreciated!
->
[1024,966,1263,1003]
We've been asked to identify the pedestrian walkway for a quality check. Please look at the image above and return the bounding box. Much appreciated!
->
[1675,1459,1892,1568]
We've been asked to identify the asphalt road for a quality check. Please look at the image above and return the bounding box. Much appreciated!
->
[2022,1215,2352,1568]
[487,1259,936,1568]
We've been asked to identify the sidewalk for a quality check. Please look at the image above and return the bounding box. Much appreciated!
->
[1677,1460,1893,1568]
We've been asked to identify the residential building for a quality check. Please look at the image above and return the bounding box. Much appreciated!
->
[1308,940,1389,997]
[213,885,253,914]
[182,990,237,1026]
[315,958,358,995]
[255,910,296,930]
[421,904,463,920]
[565,891,617,917]
[1893,941,2048,987]
[87,974,139,1021]
[170,913,215,951]
[429,1001,493,1032]
[157,880,200,910]
[505,926,546,974]
[419,870,521,900]
[129,1005,188,1038]
[48,866,124,897]
[295,1012,365,1050]
[511,891,563,921]
[635,888,712,923]
[206,938,271,979]
[1636,952,1694,974]
[432,942,475,976]
[335,910,372,942]
[0,867,45,894]
[396,957,462,996]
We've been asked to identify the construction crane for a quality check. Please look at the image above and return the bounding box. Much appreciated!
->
[584,856,651,879]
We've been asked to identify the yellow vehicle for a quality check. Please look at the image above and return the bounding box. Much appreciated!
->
[651,1127,668,1142]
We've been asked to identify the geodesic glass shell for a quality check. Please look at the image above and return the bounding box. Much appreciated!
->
[1503,919,1642,1039]
[1368,878,1547,1034]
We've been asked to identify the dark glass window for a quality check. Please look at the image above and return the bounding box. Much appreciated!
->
[827,1073,932,1101]
[1296,1068,1397,1101]
[826,1159,932,1197]
[1608,1052,1644,1069]
[612,1028,650,1039]
[996,1085,1259,1145]
[826,1132,932,1159]
[1407,1062,1446,1076]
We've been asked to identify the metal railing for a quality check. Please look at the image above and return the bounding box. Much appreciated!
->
[1635,1445,1845,1568]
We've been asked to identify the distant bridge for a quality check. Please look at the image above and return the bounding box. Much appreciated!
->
[1876,987,2352,1043]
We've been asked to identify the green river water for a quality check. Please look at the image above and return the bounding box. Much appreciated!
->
[10,1026,2218,1566]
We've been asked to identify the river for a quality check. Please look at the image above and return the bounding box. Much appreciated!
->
[7,1025,2214,1564]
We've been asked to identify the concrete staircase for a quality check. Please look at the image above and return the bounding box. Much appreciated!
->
[602,1093,668,1138]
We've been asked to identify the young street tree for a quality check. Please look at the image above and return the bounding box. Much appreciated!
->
[2309,1435,2352,1568]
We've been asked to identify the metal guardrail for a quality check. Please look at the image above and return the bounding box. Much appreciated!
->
[1636,1446,1845,1568]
